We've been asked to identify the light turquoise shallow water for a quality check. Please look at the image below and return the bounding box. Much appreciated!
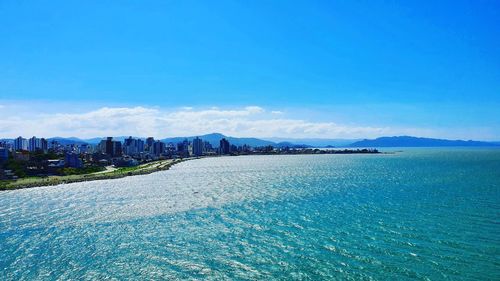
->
[1,149,499,280]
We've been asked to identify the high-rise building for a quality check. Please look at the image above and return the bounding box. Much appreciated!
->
[98,139,107,154]
[152,140,165,156]
[123,137,136,156]
[183,139,190,156]
[176,139,190,157]
[220,138,230,155]
[100,137,122,157]
[28,136,41,152]
[105,137,114,155]
[146,137,155,152]
[113,141,122,156]
[192,137,204,156]
[123,136,134,147]
[137,139,144,153]
[40,138,48,153]
[27,136,47,153]
[123,137,144,156]
[14,137,28,151]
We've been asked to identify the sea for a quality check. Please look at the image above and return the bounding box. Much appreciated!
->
[1,148,499,280]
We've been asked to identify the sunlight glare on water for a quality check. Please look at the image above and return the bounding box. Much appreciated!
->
[1,150,499,280]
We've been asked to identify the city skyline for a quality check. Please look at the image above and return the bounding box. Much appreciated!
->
[1,1,499,140]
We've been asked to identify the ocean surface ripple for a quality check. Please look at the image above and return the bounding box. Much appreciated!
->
[1,149,499,280]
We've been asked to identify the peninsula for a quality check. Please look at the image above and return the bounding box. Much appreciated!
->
[0,134,379,190]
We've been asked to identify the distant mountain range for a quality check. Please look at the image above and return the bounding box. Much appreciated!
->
[2,134,499,148]
[349,136,499,147]
[161,133,275,148]
[263,137,359,147]
[47,137,90,145]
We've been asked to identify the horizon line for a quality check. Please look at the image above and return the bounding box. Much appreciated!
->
[1,134,499,143]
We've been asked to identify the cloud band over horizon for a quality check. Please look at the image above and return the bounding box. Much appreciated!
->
[1,102,493,140]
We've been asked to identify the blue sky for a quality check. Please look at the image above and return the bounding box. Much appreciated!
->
[0,1,499,139]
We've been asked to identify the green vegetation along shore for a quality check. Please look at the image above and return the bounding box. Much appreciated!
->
[0,149,382,191]
[0,158,194,190]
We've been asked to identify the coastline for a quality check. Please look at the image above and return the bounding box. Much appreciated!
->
[0,157,198,191]
[0,150,383,191]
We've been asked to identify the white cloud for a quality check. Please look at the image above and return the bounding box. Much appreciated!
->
[0,103,465,139]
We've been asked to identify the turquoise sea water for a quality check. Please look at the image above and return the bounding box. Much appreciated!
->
[1,149,499,280]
